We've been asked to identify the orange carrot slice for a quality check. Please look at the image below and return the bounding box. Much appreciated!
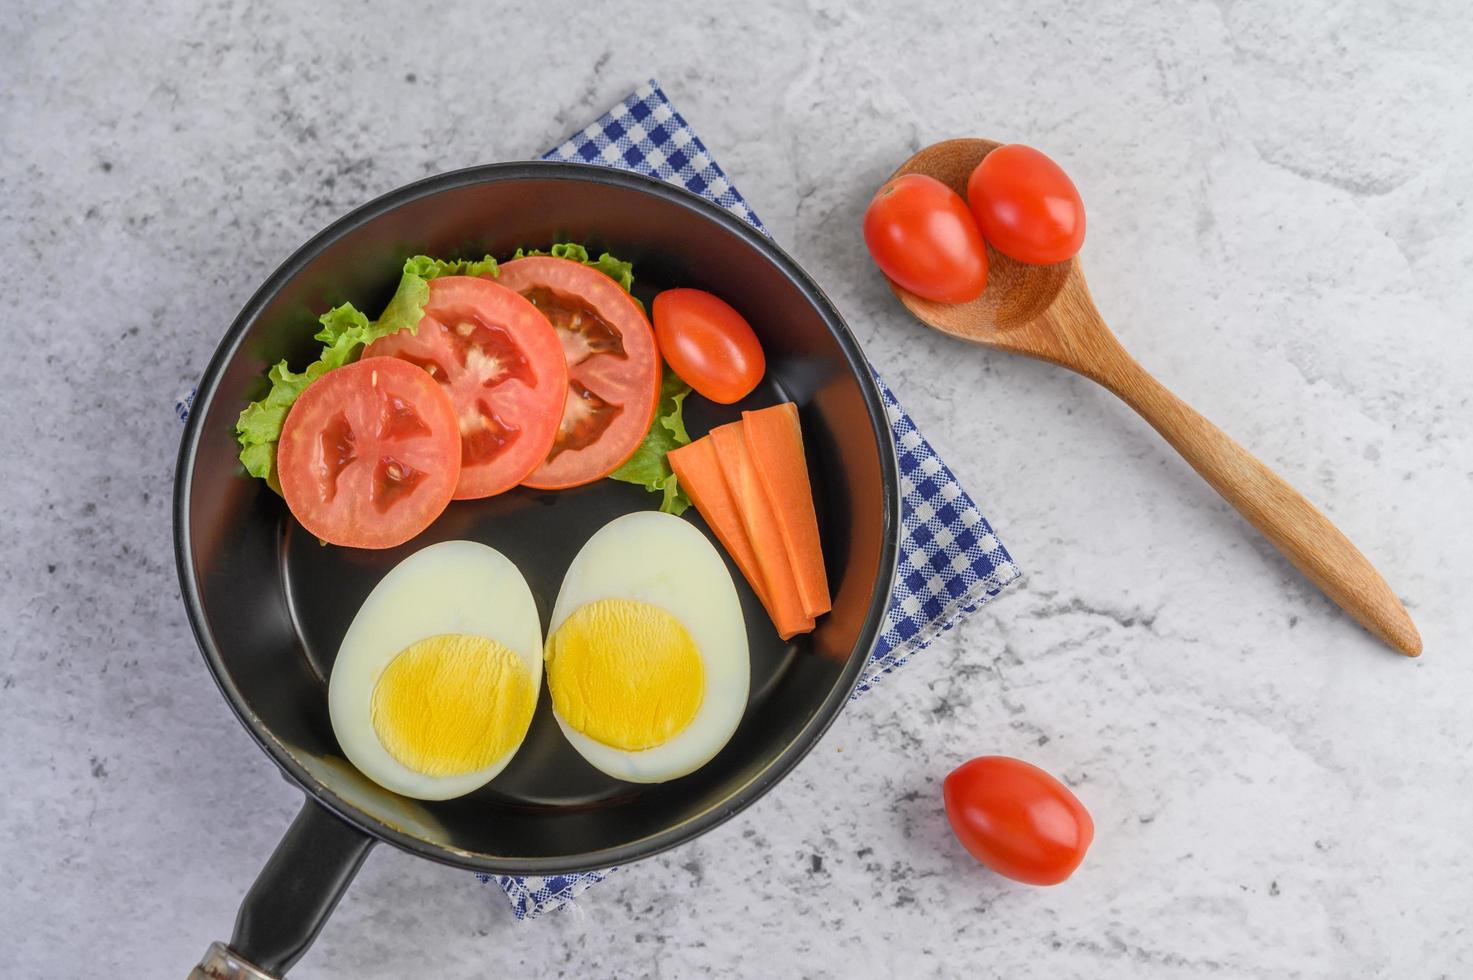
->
[709,422,815,639]
[668,436,771,612]
[742,403,832,619]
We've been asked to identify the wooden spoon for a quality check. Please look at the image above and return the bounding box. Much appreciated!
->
[890,138,1421,656]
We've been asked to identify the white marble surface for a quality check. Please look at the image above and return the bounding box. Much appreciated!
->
[4,1,1471,976]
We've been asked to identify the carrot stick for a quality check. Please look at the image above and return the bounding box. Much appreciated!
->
[669,436,772,613]
[709,422,814,639]
[742,403,831,618]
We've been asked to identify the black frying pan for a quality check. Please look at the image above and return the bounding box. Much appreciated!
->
[175,162,899,979]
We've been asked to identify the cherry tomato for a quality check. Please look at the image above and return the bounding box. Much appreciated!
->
[863,173,988,303]
[365,276,568,500]
[277,357,461,549]
[943,756,1093,885]
[496,256,662,489]
[651,289,766,404]
[966,145,1085,265]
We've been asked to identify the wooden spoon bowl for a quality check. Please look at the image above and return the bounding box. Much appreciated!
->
[893,139,1074,335]
[889,138,1421,656]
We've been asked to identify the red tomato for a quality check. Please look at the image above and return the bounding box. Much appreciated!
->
[277,357,461,549]
[863,173,988,303]
[966,145,1085,265]
[495,256,661,489]
[365,276,568,499]
[943,756,1093,885]
[651,289,765,404]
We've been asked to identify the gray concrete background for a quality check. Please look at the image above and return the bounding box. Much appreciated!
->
[3,1,1470,976]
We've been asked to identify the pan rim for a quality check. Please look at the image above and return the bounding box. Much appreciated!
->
[173,160,900,876]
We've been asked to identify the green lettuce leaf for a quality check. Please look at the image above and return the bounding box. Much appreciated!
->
[405,254,500,280]
[234,303,375,492]
[376,254,499,336]
[512,242,637,295]
[233,253,497,490]
[609,368,693,515]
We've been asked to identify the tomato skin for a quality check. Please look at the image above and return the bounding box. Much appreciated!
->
[364,276,568,500]
[966,145,1085,265]
[495,256,661,490]
[863,173,988,303]
[277,356,461,550]
[943,756,1093,885]
[651,289,766,404]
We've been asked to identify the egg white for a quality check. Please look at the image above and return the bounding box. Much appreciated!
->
[548,511,750,783]
[328,540,542,800]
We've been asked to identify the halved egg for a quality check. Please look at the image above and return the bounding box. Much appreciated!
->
[545,511,750,783]
[328,540,542,800]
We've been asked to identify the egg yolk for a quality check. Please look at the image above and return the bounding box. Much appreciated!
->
[370,634,536,777]
[545,599,704,751]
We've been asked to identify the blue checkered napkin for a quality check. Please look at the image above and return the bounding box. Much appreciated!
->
[172,79,1022,922]
[856,376,1020,695]
[479,80,1022,920]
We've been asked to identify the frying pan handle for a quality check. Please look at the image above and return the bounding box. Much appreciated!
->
[188,797,376,979]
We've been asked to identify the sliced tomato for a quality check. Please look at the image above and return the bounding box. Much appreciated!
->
[494,257,662,489]
[277,356,461,549]
[364,276,568,499]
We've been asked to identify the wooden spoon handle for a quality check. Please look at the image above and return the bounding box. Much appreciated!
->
[1095,349,1421,656]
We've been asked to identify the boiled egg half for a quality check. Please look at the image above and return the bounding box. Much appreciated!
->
[545,511,750,783]
[328,540,542,800]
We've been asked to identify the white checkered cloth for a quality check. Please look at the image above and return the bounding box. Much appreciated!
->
[173,79,1021,922]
